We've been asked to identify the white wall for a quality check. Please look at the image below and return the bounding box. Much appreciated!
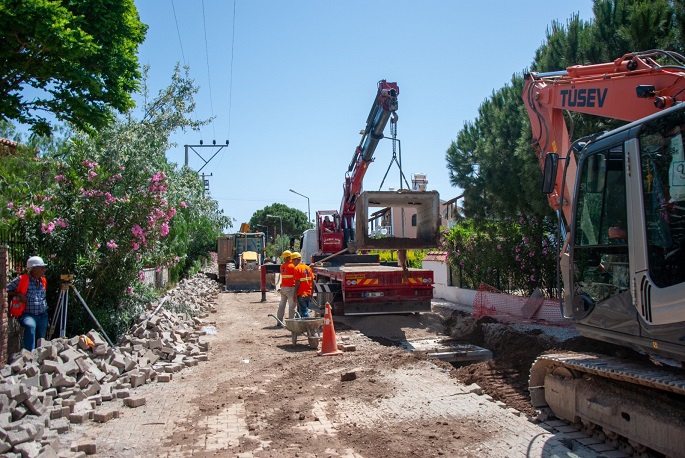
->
[423,258,476,307]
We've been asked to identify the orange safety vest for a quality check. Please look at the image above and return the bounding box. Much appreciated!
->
[294,263,313,297]
[280,261,296,288]
[9,274,47,318]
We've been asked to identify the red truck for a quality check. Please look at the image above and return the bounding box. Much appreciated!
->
[302,81,441,315]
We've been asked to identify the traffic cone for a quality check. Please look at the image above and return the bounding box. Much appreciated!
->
[318,302,343,356]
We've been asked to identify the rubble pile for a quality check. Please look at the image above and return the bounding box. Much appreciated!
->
[0,273,221,457]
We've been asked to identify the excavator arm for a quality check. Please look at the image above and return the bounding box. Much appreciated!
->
[523,50,685,226]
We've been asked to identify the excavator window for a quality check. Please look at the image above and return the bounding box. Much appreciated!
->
[639,111,685,287]
[572,145,629,307]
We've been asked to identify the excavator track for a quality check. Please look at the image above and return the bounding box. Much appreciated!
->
[530,352,685,457]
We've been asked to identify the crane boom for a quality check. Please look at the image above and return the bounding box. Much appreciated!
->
[340,80,399,221]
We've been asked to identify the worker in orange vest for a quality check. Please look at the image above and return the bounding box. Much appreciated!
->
[276,250,296,325]
[7,256,49,351]
[291,252,314,318]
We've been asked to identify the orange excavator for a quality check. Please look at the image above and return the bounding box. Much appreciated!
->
[522,50,685,456]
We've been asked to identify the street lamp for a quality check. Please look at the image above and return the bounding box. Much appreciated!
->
[266,214,283,253]
[289,189,311,225]
[255,224,269,241]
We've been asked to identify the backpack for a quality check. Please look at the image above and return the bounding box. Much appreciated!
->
[9,274,46,318]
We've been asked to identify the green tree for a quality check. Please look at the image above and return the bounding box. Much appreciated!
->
[0,0,147,136]
[249,204,309,239]
[0,65,229,338]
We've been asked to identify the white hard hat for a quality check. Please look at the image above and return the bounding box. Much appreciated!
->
[26,256,46,269]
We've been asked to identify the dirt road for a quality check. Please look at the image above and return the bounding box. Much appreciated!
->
[61,289,600,457]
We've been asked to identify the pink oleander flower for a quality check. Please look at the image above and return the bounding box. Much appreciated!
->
[523,237,529,244]
[50,254,56,259]
[160,222,170,237]
[54,174,65,182]
[530,275,536,282]
[496,244,502,251]
[7,202,13,209]
[138,270,145,281]
[41,222,55,234]
[88,170,97,181]
[132,242,140,251]
[126,286,133,295]
[167,207,176,219]
[30,204,44,215]
[106,240,117,250]
[131,224,144,238]
[14,208,26,219]
[179,201,187,208]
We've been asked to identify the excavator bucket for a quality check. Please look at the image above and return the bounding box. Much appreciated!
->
[354,190,441,250]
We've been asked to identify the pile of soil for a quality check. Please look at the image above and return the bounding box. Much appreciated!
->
[443,310,634,416]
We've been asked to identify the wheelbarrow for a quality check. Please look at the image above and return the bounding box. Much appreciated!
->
[269,314,324,348]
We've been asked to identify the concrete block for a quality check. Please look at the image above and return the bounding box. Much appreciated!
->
[93,408,118,423]
[68,411,91,424]
[82,381,100,398]
[52,375,76,388]
[48,417,70,434]
[59,360,80,376]
[123,396,146,408]
[23,395,46,416]
[49,406,64,420]
[114,389,130,399]
[22,363,39,377]
[14,441,42,457]
[11,405,28,421]
[6,428,31,446]
[36,444,59,458]
[40,360,59,374]
[39,374,52,390]
[58,348,82,363]
[156,373,172,383]
[129,372,145,388]
[70,438,96,455]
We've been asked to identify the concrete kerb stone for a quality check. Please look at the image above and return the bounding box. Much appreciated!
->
[0,272,219,456]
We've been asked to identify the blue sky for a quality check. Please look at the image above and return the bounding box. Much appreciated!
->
[134,1,594,228]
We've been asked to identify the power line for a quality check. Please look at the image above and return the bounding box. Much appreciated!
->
[201,0,216,140]
[170,0,186,66]
[227,0,236,141]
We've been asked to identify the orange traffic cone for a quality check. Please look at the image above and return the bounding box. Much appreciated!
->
[318,302,343,356]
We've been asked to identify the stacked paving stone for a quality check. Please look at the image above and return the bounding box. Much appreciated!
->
[0,273,220,457]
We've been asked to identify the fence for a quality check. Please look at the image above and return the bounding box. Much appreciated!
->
[0,225,30,275]
[472,282,569,326]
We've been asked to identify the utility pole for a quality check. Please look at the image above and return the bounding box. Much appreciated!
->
[201,173,213,198]
[184,141,228,198]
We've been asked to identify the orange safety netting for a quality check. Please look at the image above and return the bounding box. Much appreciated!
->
[472,283,571,326]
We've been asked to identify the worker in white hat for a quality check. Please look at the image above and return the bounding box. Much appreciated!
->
[6,256,49,350]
